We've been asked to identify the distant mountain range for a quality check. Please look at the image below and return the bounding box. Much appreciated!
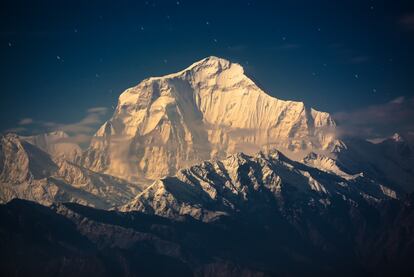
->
[1,57,413,276]
[0,133,139,209]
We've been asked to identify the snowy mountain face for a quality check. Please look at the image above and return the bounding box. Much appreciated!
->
[0,134,139,209]
[121,149,397,222]
[22,131,82,163]
[82,56,342,183]
[332,136,414,194]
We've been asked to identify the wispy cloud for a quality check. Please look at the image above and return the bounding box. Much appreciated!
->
[333,97,414,143]
[390,96,405,104]
[52,133,95,145]
[45,106,109,135]
[18,118,34,125]
[87,107,108,114]
[327,43,370,64]
[6,106,109,146]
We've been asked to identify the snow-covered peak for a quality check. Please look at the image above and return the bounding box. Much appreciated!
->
[188,55,233,68]
[176,56,237,75]
[22,130,70,144]
[85,56,343,182]
[22,131,81,163]
[49,130,69,138]
[146,56,241,81]
[118,56,247,109]
[0,133,57,183]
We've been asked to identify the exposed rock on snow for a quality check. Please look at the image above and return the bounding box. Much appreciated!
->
[121,149,396,222]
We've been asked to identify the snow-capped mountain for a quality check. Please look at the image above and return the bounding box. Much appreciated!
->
[121,149,397,222]
[82,56,343,183]
[0,134,139,209]
[332,135,414,194]
[1,56,412,212]
[1,56,414,276]
[22,130,82,162]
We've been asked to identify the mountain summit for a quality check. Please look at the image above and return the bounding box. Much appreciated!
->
[82,56,342,183]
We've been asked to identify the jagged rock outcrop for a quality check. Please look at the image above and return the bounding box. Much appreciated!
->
[121,149,397,222]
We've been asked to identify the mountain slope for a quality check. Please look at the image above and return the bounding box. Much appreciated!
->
[0,134,139,209]
[121,149,397,222]
[22,130,82,162]
[2,193,414,276]
[333,135,414,194]
[83,56,342,183]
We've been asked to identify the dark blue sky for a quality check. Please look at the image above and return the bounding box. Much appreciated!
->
[1,0,413,137]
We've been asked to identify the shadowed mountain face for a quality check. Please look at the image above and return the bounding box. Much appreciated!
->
[1,196,414,277]
[121,150,399,222]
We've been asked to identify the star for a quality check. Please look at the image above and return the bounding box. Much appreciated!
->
[206,21,210,25]
[213,38,218,43]
[163,59,168,64]
[8,42,12,47]
[354,74,359,79]
[74,28,78,33]
[317,28,321,32]
[140,26,144,31]
[56,55,64,62]
[282,36,286,41]
[372,88,377,93]
[176,1,180,5]
[95,73,100,78]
